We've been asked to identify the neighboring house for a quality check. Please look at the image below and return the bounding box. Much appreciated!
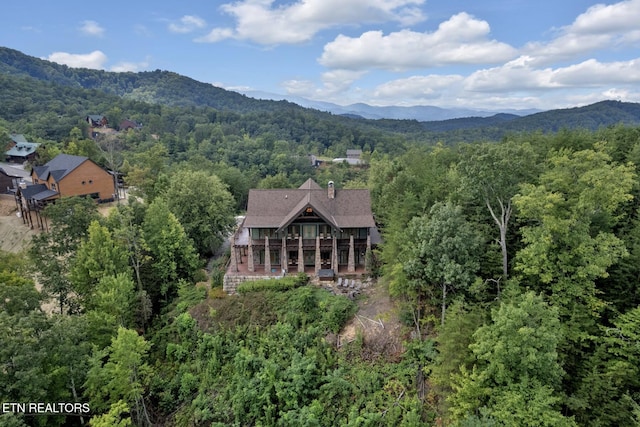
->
[30,154,115,201]
[5,134,39,163]
[119,119,142,131]
[309,154,323,167]
[15,154,116,228]
[346,149,362,160]
[224,179,381,292]
[0,167,21,194]
[86,115,108,127]
[333,148,364,165]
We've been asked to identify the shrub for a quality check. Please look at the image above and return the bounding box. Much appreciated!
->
[236,276,305,294]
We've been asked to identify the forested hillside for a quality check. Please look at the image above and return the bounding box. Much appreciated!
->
[3,46,640,142]
[2,46,640,426]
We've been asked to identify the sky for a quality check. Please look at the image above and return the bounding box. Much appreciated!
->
[2,0,640,111]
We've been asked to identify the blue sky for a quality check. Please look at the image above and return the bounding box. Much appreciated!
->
[2,0,639,110]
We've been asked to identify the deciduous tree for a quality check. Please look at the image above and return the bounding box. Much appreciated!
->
[514,148,635,347]
[449,291,575,426]
[159,169,236,256]
[458,141,537,280]
[394,202,481,328]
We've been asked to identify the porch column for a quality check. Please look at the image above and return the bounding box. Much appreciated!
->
[248,238,254,272]
[298,236,304,273]
[348,235,355,273]
[365,234,372,273]
[229,235,238,272]
[281,236,287,273]
[315,236,321,274]
[264,236,271,273]
[331,233,338,273]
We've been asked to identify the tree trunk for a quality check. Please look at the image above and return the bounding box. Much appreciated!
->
[486,197,512,280]
[70,372,85,425]
[412,294,422,340]
[441,282,447,326]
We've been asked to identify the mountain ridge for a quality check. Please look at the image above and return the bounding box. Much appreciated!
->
[240,89,541,121]
[1,45,640,140]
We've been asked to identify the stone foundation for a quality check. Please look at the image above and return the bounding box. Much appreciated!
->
[223,274,280,294]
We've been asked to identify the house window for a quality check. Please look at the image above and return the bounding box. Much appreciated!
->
[339,228,367,239]
[251,228,276,239]
[339,250,349,265]
[50,183,57,190]
[258,250,281,265]
[319,224,332,238]
[303,224,316,239]
[287,225,300,238]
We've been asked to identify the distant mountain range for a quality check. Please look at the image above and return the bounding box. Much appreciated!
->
[1,45,640,141]
[241,90,541,122]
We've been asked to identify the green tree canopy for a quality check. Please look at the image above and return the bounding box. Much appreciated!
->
[142,199,200,301]
[514,147,635,346]
[159,169,236,256]
[394,202,482,328]
[449,291,575,427]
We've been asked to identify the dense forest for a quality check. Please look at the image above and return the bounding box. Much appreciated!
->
[1,47,640,426]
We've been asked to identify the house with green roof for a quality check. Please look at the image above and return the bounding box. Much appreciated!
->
[5,134,39,163]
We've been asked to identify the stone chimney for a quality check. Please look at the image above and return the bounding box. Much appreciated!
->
[328,181,335,199]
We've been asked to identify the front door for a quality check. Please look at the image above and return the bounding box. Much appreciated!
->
[303,250,315,266]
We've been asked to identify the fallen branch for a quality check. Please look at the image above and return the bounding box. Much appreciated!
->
[358,315,384,329]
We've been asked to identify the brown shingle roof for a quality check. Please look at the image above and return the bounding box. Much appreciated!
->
[244,180,376,230]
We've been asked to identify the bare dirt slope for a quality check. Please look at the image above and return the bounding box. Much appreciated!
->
[0,197,37,253]
[338,281,406,360]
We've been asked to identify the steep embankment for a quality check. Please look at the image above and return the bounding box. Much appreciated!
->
[0,196,36,252]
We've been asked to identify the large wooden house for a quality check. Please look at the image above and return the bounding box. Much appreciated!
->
[15,154,115,228]
[30,154,115,201]
[224,179,380,292]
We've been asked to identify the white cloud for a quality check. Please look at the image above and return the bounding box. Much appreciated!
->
[110,58,151,73]
[46,51,108,69]
[282,69,366,99]
[319,13,517,70]
[79,20,105,37]
[524,0,640,65]
[169,15,206,34]
[320,69,368,94]
[282,79,318,96]
[195,27,234,43]
[373,74,464,101]
[571,0,640,35]
[552,58,640,86]
[199,0,426,45]
[464,57,640,92]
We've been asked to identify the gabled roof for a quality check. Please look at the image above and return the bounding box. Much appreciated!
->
[276,192,339,231]
[9,134,28,143]
[244,179,376,230]
[0,167,19,178]
[6,142,39,158]
[19,183,48,199]
[33,154,88,181]
[18,183,59,202]
[298,178,322,190]
[31,189,59,201]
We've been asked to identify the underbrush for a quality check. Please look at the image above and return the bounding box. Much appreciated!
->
[149,283,432,426]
